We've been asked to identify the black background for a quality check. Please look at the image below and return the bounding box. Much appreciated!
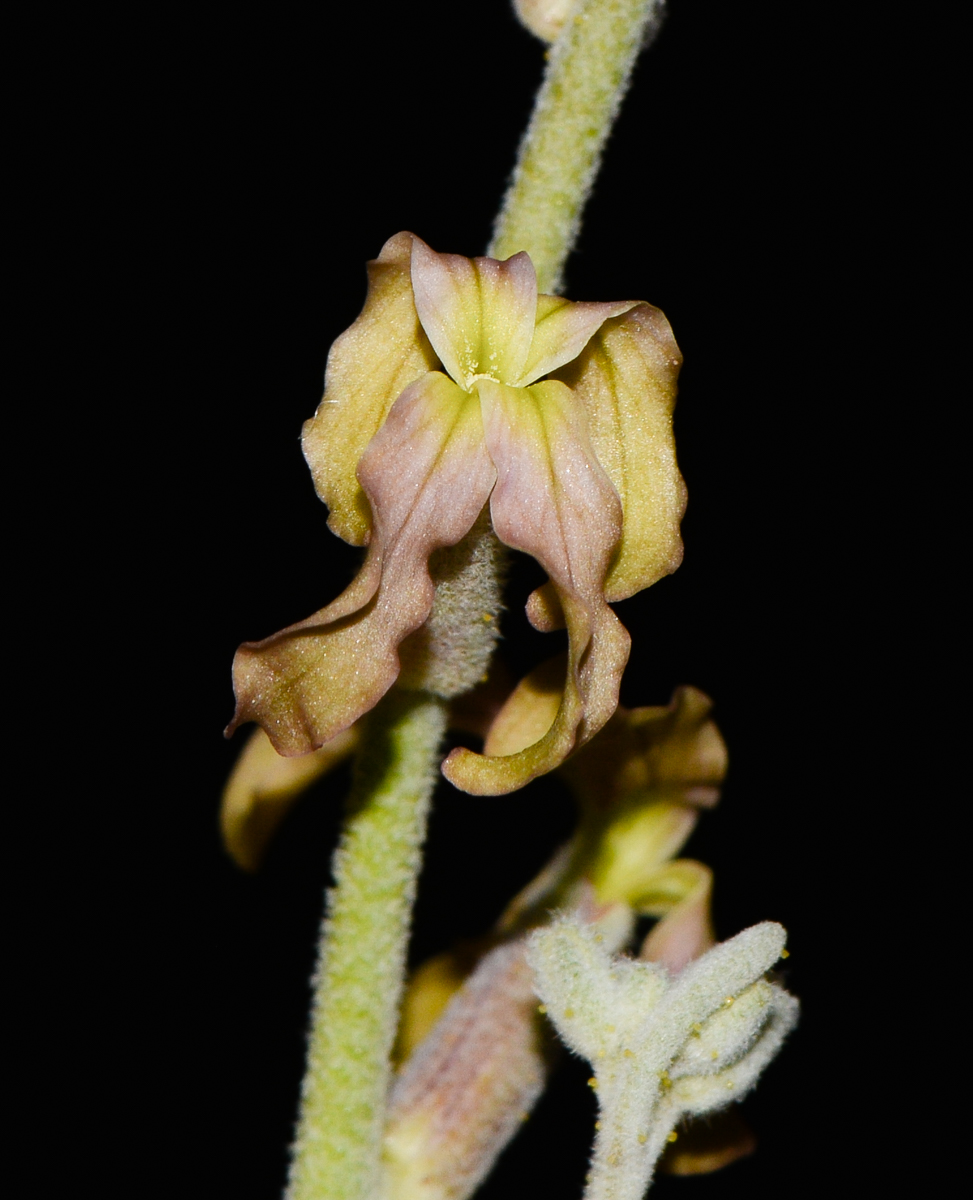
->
[33,1,947,1195]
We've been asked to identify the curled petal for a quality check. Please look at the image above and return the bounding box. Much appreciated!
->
[481,654,564,759]
[553,303,686,601]
[410,236,537,388]
[563,685,728,814]
[229,373,496,755]
[221,724,358,871]
[302,232,439,546]
[443,380,630,795]
[517,294,637,386]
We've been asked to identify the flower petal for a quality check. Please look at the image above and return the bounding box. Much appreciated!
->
[442,379,630,795]
[229,373,495,755]
[517,294,637,386]
[220,724,358,872]
[638,860,716,975]
[410,236,537,388]
[302,232,439,547]
[552,303,686,600]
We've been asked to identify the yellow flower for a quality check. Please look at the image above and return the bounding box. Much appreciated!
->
[228,233,685,794]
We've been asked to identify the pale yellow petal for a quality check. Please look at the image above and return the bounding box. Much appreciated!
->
[517,293,636,385]
[552,303,686,600]
[220,724,358,872]
[302,231,439,546]
[410,237,538,388]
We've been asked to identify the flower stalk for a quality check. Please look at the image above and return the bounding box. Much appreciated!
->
[286,691,447,1200]
[492,0,667,292]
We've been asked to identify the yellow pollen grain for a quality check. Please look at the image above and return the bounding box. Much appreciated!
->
[667,1131,679,1143]
[726,1081,734,1089]
[537,1005,547,1014]
[659,1070,672,1089]
[595,1122,601,1130]
[564,1008,575,1018]
[723,996,735,1007]
[588,1077,598,1089]
[482,613,493,623]
[623,1049,634,1058]
[638,1134,647,1145]
[691,1022,703,1036]
[781,948,790,959]
[711,1050,719,1060]
[606,1025,615,1033]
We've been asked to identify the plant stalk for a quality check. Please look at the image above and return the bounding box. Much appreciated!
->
[490,0,665,293]
[286,691,448,1200]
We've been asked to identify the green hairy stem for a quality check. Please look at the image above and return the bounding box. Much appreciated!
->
[286,692,448,1200]
[490,0,665,293]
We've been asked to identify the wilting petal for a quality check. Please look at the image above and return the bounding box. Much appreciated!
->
[563,686,728,814]
[220,724,359,871]
[638,860,717,974]
[302,232,439,546]
[229,373,495,755]
[442,380,630,795]
[410,236,537,388]
[552,303,686,601]
[517,293,636,385]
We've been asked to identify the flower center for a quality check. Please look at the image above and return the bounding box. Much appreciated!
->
[466,371,502,390]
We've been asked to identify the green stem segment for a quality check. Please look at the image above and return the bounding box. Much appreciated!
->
[286,692,448,1200]
[490,0,664,293]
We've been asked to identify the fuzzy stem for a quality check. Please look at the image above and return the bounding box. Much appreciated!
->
[490,0,665,293]
[286,691,448,1200]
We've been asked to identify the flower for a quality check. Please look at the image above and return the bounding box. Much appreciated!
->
[228,233,685,795]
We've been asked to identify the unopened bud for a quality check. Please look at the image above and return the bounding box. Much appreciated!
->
[512,0,574,44]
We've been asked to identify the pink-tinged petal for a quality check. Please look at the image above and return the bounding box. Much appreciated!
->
[517,293,638,385]
[552,303,686,601]
[229,373,495,756]
[302,232,439,547]
[220,724,359,872]
[410,236,538,387]
[442,380,630,795]
[638,859,716,975]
